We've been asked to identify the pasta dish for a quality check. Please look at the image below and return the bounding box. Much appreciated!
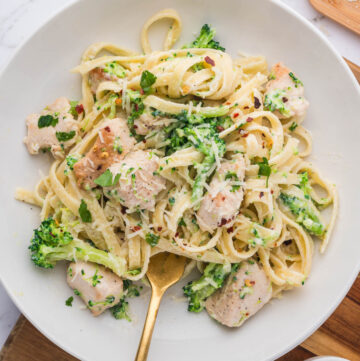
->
[16,9,338,327]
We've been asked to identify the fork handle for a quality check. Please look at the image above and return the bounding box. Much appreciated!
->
[135,288,165,361]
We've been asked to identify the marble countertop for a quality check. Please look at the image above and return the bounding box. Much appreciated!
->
[0,0,359,351]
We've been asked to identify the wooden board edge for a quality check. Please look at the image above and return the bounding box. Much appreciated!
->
[0,316,27,361]
[309,0,360,36]
[345,58,360,84]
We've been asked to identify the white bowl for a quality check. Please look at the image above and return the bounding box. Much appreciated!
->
[0,0,359,360]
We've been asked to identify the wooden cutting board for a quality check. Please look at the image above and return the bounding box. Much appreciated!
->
[1,61,359,361]
[309,0,360,35]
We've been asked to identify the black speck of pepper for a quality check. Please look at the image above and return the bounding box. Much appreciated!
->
[282,97,288,103]
[259,192,264,198]
[254,97,261,109]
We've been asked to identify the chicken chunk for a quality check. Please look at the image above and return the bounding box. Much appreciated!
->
[134,112,157,136]
[105,150,166,211]
[67,261,123,316]
[197,156,245,232]
[205,260,272,327]
[74,117,135,189]
[24,97,79,159]
[264,62,309,120]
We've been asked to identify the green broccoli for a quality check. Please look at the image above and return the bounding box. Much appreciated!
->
[103,62,126,78]
[298,172,312,200]
[183,24,225,51]
[111,279,140,321]
[29,218,126,276]
[184,127,226,203]
[183,262,239,312]
[279,193,325,236]
[264,89,290,116]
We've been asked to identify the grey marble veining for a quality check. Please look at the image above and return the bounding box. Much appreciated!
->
[0,0,359,351]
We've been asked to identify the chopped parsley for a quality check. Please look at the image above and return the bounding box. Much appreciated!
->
[103,61,126,78]
[140,70,157,94]
[74,289,81,296]
[169,197,175,205]
[94,169,120,187]
[56,130,76,142]
[289,72,303,87]
[79,199,92,223]
[257,157,271,187]
[145,232,160,247]
[289,122,298,131]
[38,114,58,128]
[65,296,74,306]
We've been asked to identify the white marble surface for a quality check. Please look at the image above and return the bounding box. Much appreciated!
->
[0,0,359,351]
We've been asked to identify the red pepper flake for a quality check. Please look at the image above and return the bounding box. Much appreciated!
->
[233,113,239,119]
[245,312,249,317]
[282,97,288,103]
[262,142,265,149]
[134,103,139,111]
[75,104,84,114]
[216,125,225,132]
[271,190,274,194]
[227,227,234,233]
[133,225,141,232]
[254,97,261,109]
[204,56,215,66]
[243,106,249,110]
[157,227,163,232]
[259,192,264,198]
[133,125,138,129]
[250,280,255,286]
[225,102,231,105]
[140,88,145,95]
[219,218,228,226]
[246,117,253,123]
[104,126,111,132]
[242,132,249,138]
[142,139,146,143]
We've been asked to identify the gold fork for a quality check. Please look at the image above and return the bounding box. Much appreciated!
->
[135,252,187,361]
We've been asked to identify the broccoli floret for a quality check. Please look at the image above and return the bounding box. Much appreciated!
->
[264,89,290,116]
[29,218,126,276]
[183,24,225,51]
[103,62,126,78]
[183,262,239,312]
[111,297,131,321]
[126,90,145,130]
[111,279,140,321]
[153,109,228,203]
[279,193,325,236]
[298,172,312,200]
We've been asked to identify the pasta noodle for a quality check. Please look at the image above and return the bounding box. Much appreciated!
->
[17,9,337,299]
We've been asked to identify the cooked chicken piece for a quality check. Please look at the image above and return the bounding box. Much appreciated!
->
[205,260,272,327]
[88,67,120,94]
[24,97,79,159]
[265,62,309,120]
[74,118,135,189]
[197,156,245,232]
[67,261,123,316]
[105,150,166,211]
[134,112,157,136]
